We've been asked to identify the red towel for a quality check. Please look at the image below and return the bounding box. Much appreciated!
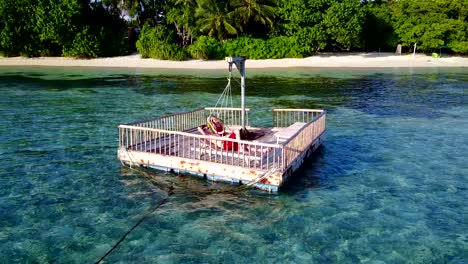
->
[222,131,238,151]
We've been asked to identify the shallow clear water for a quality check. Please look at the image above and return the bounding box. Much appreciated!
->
[0,66,467,263]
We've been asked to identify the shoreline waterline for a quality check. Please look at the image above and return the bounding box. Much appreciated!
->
[1,53,467,69]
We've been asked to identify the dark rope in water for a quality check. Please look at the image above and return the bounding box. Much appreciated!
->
[95,186,174,264]
[95,155,257,262]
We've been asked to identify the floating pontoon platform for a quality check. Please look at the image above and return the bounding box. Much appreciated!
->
[118,107,325,191]
[118,57,326,191]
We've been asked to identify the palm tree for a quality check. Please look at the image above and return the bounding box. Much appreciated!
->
[195,0,238,41]
[229,0,275,34]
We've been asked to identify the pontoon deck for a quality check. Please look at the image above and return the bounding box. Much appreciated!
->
[118,57,326,191]
[118,107,325,191]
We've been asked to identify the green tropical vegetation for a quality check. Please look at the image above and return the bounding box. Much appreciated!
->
[0,0,467,59]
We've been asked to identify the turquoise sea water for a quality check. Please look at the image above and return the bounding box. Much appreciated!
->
[0,66,467,263]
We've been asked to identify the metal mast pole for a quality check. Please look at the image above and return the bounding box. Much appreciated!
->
[226,56,246,129]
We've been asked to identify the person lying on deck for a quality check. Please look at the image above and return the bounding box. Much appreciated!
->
[198,121,270,153]
[198,124,242,151]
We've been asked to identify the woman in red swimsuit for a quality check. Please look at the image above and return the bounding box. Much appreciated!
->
[198,124,240,151]
[199,115,270,153]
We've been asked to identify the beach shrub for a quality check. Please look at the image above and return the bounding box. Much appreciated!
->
[89,4,131,57]
[223,36,307,59]
[275,0,331,52]
[0,0,42,57]
[35,0,85,56]
[447,24,468,54]
[187,36,224,59]
[0,0,130,58]
[136,25,188,60]
[61,5,130,58]
[265,36,307,58]
[223,37,264,59]
[3,0,468,58]
[322,0,365,49]
[62,27,100,58]
[362,1,398,51]
[391,0,468,53]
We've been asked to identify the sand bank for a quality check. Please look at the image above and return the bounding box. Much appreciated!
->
[0,53,467,69]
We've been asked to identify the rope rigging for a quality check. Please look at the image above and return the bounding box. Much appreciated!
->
[213,65,235,110]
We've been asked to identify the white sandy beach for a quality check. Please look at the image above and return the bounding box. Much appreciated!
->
[0,53,467,69]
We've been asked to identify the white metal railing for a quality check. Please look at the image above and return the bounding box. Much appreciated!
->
[126,108,206,132]
[118,125,281,170]
[125,107,250,131]
[273,109,324,127]
[281,111,326,170]
[204,107,249,127]
[119,108,325,174]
